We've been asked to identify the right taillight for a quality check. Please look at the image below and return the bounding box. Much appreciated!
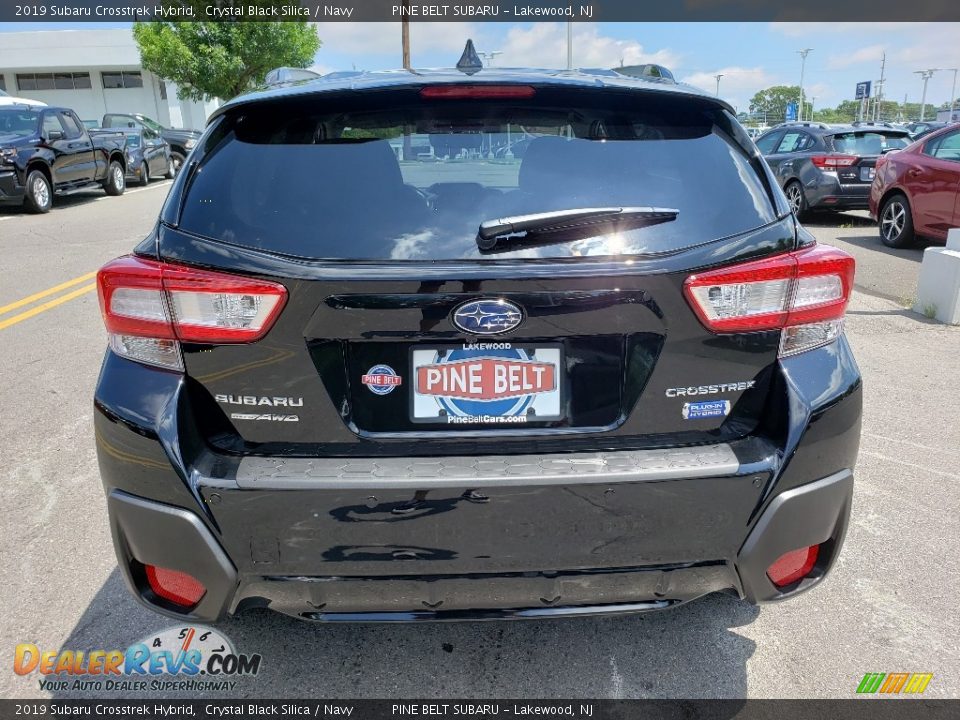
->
[684,244,855,357]
[97,255,287,370]
[811,154,858,169]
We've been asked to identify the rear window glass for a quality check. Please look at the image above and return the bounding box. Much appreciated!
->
[830,132,908,155]
[177,89,777,261]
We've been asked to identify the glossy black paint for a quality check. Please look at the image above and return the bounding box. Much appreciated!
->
[0,106,126,206]
[95,336,860,621]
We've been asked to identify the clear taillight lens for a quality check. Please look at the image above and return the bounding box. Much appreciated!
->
[684,245,855,357]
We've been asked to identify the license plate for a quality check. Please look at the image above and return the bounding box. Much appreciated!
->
[411,344,563,425]
[861,167,876,181]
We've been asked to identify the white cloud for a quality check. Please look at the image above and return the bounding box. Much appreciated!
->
[497,23,680,70]
[679,66,776,111]
[827,44,886,69]
[313,21,482,63]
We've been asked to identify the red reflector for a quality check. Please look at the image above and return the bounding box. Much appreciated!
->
[811,155,858,169]
[419,85,536,99]
[766,545,820,588]
[145,565,206,607]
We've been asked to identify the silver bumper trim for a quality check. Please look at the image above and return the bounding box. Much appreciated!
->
[236,443,740,489]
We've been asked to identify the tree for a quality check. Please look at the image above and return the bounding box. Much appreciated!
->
[134,11,320,102]
[749,85,811,123]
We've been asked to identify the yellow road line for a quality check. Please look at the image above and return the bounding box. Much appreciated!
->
[0,283,96,331]
[0,271,97,317]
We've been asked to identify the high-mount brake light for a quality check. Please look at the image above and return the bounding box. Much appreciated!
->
[684,245,855,357]
[97,256,287,370]
[811,155,858,169]
[419,85,537,99]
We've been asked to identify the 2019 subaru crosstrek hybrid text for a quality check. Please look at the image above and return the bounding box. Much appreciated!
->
[94,62,861,622]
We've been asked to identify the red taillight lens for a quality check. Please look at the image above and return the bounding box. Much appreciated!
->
[766,545,820,588]
[97,256,287,368]
[145,565,206,607]
[684,244,855,356]
[811,155,858,169]
[419,85,536,99]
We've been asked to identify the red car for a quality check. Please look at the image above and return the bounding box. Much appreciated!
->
[870,123,960,247]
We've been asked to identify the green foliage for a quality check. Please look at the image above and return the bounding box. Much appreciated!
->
[748,85,812,123]
[133,11,320,102]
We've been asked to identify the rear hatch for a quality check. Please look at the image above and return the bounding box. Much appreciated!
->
[826,128,910,186]
[155,83,794,457]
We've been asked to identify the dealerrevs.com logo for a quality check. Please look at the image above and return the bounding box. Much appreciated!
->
[14,625,262,693]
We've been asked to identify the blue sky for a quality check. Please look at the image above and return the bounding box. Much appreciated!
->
[3,21,959,111]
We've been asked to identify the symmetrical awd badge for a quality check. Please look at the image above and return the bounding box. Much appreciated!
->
[452,299,523,335]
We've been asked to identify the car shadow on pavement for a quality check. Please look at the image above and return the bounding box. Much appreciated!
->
[802,211,876,229]
[50,569,759,702]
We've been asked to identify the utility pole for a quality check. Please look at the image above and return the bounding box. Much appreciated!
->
[401,0,412,162]
[875,52,886,121]
[566,21,573,70]
[947,68,959,121]
[714,74,724,96]
[914,69,937,122]
[401,1,411,69]
[797,48,813,122]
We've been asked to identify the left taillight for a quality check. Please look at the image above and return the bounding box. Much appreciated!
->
[684,244,855,357]
[97,255,287,370]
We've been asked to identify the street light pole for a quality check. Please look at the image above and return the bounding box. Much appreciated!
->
[797,48,812,122]
[914,69,937,122]
[947,68,959,121]
[566,21,573,70]
[714,74,724,96]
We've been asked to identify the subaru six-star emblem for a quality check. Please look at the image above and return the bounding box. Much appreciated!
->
[452,299,524,335]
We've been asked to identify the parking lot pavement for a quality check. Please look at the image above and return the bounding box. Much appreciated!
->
[1,199,957,700]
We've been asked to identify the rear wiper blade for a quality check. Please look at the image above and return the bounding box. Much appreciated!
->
[476,207,679,251]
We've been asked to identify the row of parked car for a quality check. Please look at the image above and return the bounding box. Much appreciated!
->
[0,93,200,213]
[754,120,960,248]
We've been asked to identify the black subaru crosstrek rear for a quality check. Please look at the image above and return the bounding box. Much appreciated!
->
[94,62,861,622]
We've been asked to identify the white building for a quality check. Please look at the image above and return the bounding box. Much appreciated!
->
[0,29,218,129]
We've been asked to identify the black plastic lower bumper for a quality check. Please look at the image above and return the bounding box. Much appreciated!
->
[107,467,852,622]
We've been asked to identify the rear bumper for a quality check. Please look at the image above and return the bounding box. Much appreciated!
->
[806,180,872,210]
[106,467,853,622]
[95,337,862,622]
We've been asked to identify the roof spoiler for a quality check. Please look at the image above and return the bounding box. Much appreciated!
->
[263,67,323,88]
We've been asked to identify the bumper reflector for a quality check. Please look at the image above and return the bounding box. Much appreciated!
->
[145,565,206,607]
[766,545,820,588]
